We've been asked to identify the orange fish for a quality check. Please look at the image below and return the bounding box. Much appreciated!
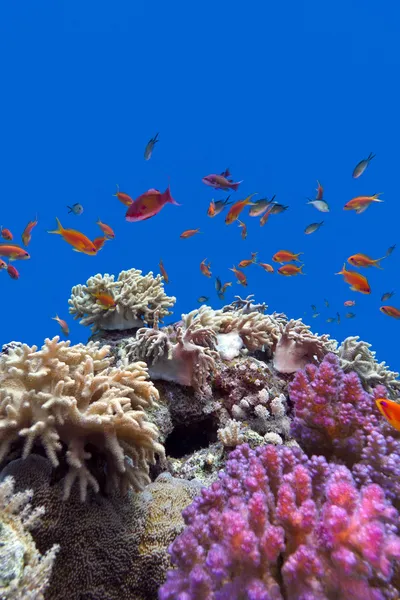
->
[0,243,30,261]
[92,291,117,309]
[260,208,273,227]
[97,219,115,239]
[0,259,6,270]
[237,220,247,239]
[380,305,400,319]
[48,218,97,256]
[347,253,385,269]
[375,398,400,431]
[52,315,69,336]
[6,264,19,279]
[229,265,247,286]
[1,227,13,241]
[200,258,212,278]
[180,228,201,239]
[278,264,304,276]
[207,200,216,217]
[21,217,38,247]
[316,180,324,200]
[272,250,303,264]
[93,236,108,251]
[259,262,274,273]
[344,300,356,307]
[159,258,169,283]
[344,194,383,214]
[336,263,371,294]
[225,194,257,225]
[113,185,133,206]
[238,253,257,268]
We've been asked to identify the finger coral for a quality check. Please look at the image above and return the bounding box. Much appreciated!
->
[159,444,400,600]
[68,268,176,332]
[0,336,165,501]
[0,475,59,599]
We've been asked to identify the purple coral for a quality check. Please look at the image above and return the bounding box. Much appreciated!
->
[159,444,400,600]
[289,353,400,506]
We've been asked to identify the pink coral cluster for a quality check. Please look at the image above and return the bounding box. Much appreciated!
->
[289,353,400,507]
[159,443,400,600]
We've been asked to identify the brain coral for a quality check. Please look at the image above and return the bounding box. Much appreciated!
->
[0,336,165,501]
[0,475,59,599]
[68,268,176,332]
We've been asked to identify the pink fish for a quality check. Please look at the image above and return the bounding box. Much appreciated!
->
[202,168,242,191]
[125,185,180,222]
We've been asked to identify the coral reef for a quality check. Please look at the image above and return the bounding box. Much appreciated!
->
[1,455,201,600]
[0,475,59,599]
[160,443,400,600]
[68,268,176,332]
[0,336,164,501]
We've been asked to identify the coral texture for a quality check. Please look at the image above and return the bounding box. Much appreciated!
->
[0,475,59,599]
[160,443,400,600]
[0,336,164,501]
[68,268,176,332]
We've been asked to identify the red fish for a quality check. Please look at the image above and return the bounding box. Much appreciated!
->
[52,315,69,336]
[48,218,97,255]
[22,217,38,247]
[126,185,180,222]
[278,264,304,276]
[159,258,169,283]
[344,194,383,214]
[229,265,247,286]
[237,220,247,239]
[238,253,257,268]
[1,227,13,241]
[344,300,356,307]
[91,291,116,309]
[180,228,201,239]
[347,253,385,269]
[6,264,19,279]
[272,250,303,264]
[200,258,212,278]
[96,219,115,239]
[259,262,274,273]
[336,263,371,294]
[225,194,257,225]
[113,185,133,206]
[93,236,108,251]
[0,259,6,270]
[0,244,30,261]
[202,169,242,191]
[380,306,400,319]
[375,397,400,431]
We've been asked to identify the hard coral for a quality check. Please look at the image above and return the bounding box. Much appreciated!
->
[0,475,59,600]
[160,444,400,600]
[68,268,176,332]
[0,336,164,501]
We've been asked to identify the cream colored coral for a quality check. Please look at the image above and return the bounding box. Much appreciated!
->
[68,268,176,332]
[217,419,244,447]
[0,337,165,501]
[0,476,59,599]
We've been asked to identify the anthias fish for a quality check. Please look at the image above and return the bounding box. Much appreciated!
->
[202,169,242,191]
[126,185,180,222]
[336,263,371,294]
[0,243,30,261]
[380,305,400,319]
[113,185,133,206]
[344,194,383,214]
[48,218,97,255]
[22,217,38,247]
[375,397,400,431]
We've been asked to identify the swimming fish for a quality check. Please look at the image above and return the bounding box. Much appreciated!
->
[126,185,180,222]
[237,220,247,239]
[336,263,371,294]
[316,180,324,200]
[312,312,320,318]
[6,264,19,280]
[47,218,97,255]
[225,194,257,225]
[229,265,247,286]
[200,258,212,278]
[249,196,276,217]
[219,282,232,297]
[326,317,336,323]
[0,259,7,270]
[344,194,383,214]
[311,304,317,311]
[91,291,117,309]
[259,262,274,273]
[272,250,303,264]
[386,245,396,257]
[380,306,400,319]
[304,222,324,235]
[277,264,304,276]
[207,197,232,217]
[0,244,30,261]
[1,227,13,241]
[93,236,108,251]
[260,207,273,227]
[347,253,385,269]
[352,152,375,179]
[180,228,201,239]
[67,203,84,215]
[324,298,329,307]
[375,397,400,431]
[215,276,222,293]
[381,291,395,302]
[21,217,38,247]
[345,312,356,319]
[337,312,341,325]
[269,203,288,215]
[96,219,115,239]
[306,199,330,212]
[113,185,133,206]
[197,296,209,303]
[238,253,258,268]
[144,132,159,160]
[52,315,69,336]
[159,259,169,283]
[344,300,356,306]
[202,169,242,191]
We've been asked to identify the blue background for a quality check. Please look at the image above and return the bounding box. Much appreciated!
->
[1,1,399,373]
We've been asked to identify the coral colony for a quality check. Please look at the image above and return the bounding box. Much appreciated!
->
[0,267,399,599]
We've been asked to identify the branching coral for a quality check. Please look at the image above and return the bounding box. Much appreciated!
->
[159,443,400,600]
[0,336,165,501]
[338,335,400,393]
[0,475,59,599]
[68,268,176,332]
